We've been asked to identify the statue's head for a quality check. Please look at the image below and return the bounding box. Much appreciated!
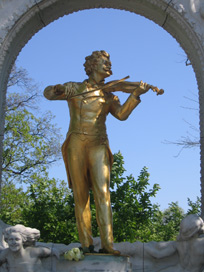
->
[84,50,112,78]
[177,214,204,241]
[3,225,40,251]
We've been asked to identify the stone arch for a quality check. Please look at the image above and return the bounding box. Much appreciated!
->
[0,0,204,214]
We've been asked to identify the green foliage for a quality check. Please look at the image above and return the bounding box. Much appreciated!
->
[0,182,28,225]
[2,150,199,244]
[86,152,161,242]
[110,152,161,242]
[89,191,99,238]
[1,64,75,244]
[186,197,201,216]
[110,152,160,242]
[0,173,78,245]
[108,152,200,242]
[3,108,61,184]
[21,173,78,244]
[87,152,162,242]
[162,202,185,237]
[2,64,61,185]
[149,202,185,241]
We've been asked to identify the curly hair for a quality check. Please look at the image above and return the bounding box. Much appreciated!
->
[3,225,40,247]
[84,50,110,76]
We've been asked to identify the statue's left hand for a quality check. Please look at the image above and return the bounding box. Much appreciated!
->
[133,81,151,97]
[52,248,60,259]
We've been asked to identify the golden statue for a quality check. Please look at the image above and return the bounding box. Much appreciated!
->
[44,50,163,255]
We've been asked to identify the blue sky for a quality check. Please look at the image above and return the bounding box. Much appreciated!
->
[15,8,200,211]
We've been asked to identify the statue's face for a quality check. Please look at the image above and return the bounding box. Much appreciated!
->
[95,56,112,79]
[7,232,23,252]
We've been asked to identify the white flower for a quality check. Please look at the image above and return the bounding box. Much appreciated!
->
[73,248,80,254]
[64,248,84,261]
[74,252,81,261]
[64,250,75,260]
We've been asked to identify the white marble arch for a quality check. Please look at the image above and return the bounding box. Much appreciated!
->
[0,0,204,213]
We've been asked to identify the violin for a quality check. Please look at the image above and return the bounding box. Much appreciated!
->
[147,84,164,96]
[71,75,164,98]
[102,76,164,96]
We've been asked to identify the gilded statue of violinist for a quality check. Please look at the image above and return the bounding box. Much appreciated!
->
[44,50,163,255]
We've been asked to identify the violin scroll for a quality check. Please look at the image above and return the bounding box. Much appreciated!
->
[139,81,164,96]
[150,85,164,96]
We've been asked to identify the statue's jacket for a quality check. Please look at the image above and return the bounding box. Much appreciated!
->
[44,80,141,188]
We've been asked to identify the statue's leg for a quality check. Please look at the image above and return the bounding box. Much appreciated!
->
[66,134,93,248]
[88,144,120,255]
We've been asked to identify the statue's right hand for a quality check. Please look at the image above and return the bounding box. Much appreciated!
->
[54,84,65,95]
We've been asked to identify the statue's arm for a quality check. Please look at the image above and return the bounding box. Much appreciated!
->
[145,241,177,259]
[44,84,67,100]
[109,92,141,121]
[195,237,204,255]
[32,246,59,259]
[109,82,152,120]
[0,249,7,265]
[44,82,79,100]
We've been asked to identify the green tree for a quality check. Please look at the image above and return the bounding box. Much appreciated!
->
[109,152,160,242]
[109,152,186,243]
[2,64,62,185]
[186,197,201,216]
[154,202,185,241]
[85,152,162,242]
[0,182,28,225]
[0,64,64,235]
[17,151,162,244]
[1,149,199,244]
[21,172,78,244]
[3,109,61,184]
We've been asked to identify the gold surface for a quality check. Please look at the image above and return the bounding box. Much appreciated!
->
[44,51,163,255]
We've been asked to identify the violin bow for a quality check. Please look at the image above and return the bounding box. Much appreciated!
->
[70,76,164,98]
[70,76,130,98]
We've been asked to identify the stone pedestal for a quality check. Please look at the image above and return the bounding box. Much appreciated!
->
[56,254,132,272]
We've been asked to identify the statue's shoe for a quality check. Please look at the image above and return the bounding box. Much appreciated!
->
[99,247,121,255]
[81,245,98,254]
